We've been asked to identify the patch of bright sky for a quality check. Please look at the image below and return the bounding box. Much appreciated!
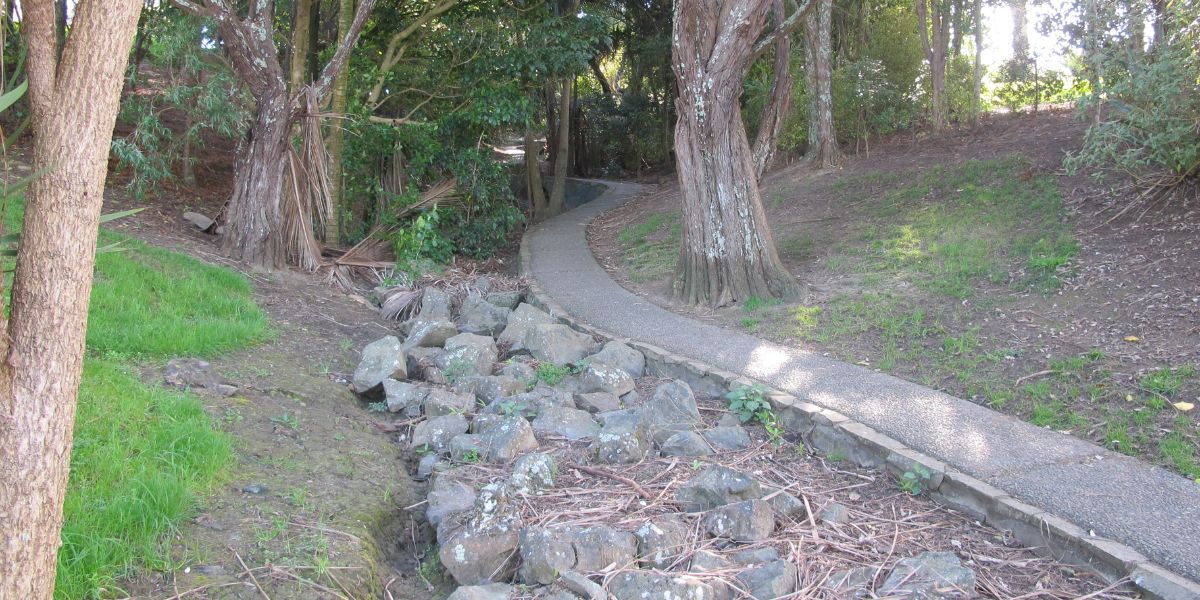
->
[980,0,1072,72]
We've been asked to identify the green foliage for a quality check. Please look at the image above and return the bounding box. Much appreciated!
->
[1067,43,1200,186]
[991,59,1073,114]
[899,463,931,495]
[1139,366,1197,397]
[725,384,772,425]
[392,207,455,274]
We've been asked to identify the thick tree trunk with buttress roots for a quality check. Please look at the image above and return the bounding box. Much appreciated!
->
[672,0,801,307]
[0,2,142,597]
[223,86,292,268]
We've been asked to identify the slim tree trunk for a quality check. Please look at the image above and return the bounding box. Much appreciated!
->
[325,0,354,245]
[672,0,802,307]
[805,0,840,168]
[1009,0,1031,77]
[289,0,312,92]
[751,0,794,179]
[972,0,983,125]
[0,2,142,598]
[525,128,548,219]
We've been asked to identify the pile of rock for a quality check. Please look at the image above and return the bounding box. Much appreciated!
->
[352,288,978,599]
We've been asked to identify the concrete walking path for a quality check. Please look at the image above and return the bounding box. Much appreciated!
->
[522,181,1200,587]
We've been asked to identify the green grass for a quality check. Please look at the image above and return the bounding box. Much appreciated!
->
[2,193,268,597]
[536,362,572,386]
[616,211,681,283]
[1139,366,1197,397]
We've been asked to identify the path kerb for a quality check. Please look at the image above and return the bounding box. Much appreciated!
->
[518,183,1200,600]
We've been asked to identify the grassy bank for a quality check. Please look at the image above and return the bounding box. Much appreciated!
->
[3,189,269,598]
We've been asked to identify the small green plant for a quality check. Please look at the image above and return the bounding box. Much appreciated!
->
[443,358,470,384]
[536,362,572,386]
[271,412,300,430]
[725,384,773,424]
[461,449,482,464]
[1140,366,1197,397]
[827,450,849,463]
[899,463,932,495]
[499,400,521,417]
[367,401,388,413]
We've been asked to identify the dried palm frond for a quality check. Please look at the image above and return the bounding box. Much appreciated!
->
[379,288,423,321]
[394,178,462,219]
[281,87,335,272]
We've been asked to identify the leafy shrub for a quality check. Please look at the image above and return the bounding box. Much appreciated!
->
[992,59,1069,113]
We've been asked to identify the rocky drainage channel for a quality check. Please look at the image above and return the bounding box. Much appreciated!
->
[350,284,1150,600]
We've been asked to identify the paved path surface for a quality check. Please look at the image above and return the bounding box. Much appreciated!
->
[524,181,1200,583]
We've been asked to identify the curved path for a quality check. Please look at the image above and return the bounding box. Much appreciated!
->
[523,181,1200,588]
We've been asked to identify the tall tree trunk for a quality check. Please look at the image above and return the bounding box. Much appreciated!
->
[751,0,794,179]
[1010,0,1031,75]
[1150,0,1167,52]
[325,0,354,245]
[972,0,983,125]
[224,85,292,267]
[805,0,840,168]
[289,0,312,91]
[0,2,142,597]
[917,0,951,130]
[546,76,572,217]
[672,0,802,307]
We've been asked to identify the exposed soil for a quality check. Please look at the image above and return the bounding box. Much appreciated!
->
[589,110,1200,479]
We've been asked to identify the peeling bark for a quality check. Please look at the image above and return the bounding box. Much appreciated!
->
[804,0,840,168]
[672,0,802,307]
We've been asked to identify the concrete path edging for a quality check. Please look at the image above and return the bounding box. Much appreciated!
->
[518,182,1200,600]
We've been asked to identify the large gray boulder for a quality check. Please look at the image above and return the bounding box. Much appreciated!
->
[660,431,712,457]
[675,465,764,512]
[383,379,427,416]
[634,514,692,569]
[737,560,799,599]
[518,525,637,585]
[445,584,512,600]
[418,286,453,318]
[437,333,499,379]
[702,499,776,542]
[449,417,538,463]
[588,341,646,379]
[532,406,600,440]
[510,452,557,494]
[573,391,621,414]
[439,483,521,585]
[424,388,477,417]
[878,552,977,599]
[524,323,596,365]
[403,317,459,350]
[608,572,716,600]
[412,413,470,454]
[591,413,650,464]
[454,375,527,404]
[458,295,513,337]
[642,380,702,444]
[481,386,574,419]
[702,426,752,451]
[352,336,407,395]
[497,303,556,351]
[576,361,636,397]
[426,475,476,527]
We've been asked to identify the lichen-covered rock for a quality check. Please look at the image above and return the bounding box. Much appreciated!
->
[458,295,513,337]
[406,347,443,382]
[660,431,712,457]
[588,341,645,379]
[737,559,799,599]
[383,379,427,416]
[481,386,574,419]
[731,547,779,565]
[558,571,606,600]
[688,551,736,600]
[763,486,807,521]
[675,465,764,512]
[439,483,521,585]
[445,583,513,600]
[635,514,692,569]
[702,426,752,451]
[702,499,776,542]
[592,415,649,464]
[412,414,469,454]
[498,358,538,382]
[403,317,459,350]
[524,323,596,365]
[642,380,702,444]
[352,336,407,395]
[437,333,499,379]
[573,391,621,414]
[424,389,477,417]
[510,452,557,494]
[418,286,453,318]
[498,303,556,351]
[449,417,538,463]
[576,361,636,397]
[608,571,717,600]
[533,406,600,440]
[518,527,577,585]
[878,552,977,599]
[573,525,638,572]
